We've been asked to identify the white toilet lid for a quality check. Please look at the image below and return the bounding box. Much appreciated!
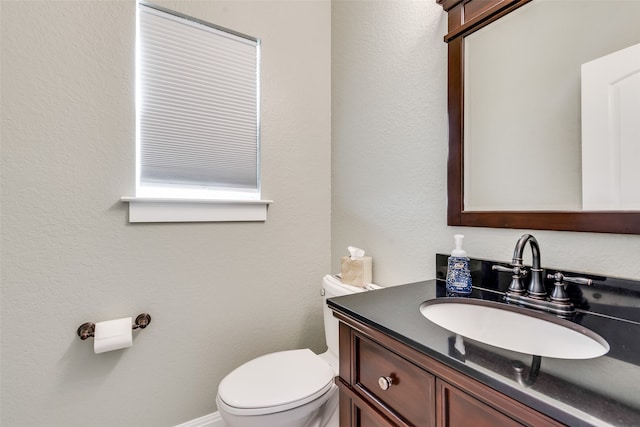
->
[217,349,335,415]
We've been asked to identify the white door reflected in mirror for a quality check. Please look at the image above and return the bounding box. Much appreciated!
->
[581,42,640,211]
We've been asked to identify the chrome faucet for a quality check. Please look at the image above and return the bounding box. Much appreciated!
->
[493,234,593,317]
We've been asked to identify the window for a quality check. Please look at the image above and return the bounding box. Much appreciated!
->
[123,2,271,222]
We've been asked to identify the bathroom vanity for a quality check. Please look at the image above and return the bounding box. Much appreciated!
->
[333,309,562,426]
[327,256,640,426]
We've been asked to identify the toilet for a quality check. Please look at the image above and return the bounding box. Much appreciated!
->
[216,274,380,427]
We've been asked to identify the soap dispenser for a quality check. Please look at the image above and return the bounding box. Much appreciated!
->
[446,234,472,294]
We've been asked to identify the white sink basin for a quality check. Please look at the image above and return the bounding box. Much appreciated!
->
[419,298,609,359]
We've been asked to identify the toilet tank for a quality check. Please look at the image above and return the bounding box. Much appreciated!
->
[322,275,380,361]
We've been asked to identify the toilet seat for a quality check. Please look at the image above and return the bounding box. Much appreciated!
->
[217,349,335,416]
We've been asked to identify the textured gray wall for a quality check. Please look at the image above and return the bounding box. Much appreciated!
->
[1,1,330,425]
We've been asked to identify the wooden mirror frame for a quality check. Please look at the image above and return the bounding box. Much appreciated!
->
[438,0,640,234]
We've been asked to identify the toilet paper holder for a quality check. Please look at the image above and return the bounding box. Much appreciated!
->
[77,313,152,340]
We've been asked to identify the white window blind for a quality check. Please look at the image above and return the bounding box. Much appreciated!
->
[136,3,260,200]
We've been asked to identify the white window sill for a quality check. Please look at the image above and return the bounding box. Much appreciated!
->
[121,197,272,223]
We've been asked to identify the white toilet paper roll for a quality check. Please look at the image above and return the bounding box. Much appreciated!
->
[94,317,133,354]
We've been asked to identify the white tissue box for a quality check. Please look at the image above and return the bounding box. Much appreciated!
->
[341,256,372,287]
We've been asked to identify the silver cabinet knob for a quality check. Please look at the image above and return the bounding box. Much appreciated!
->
[378,376,394,391]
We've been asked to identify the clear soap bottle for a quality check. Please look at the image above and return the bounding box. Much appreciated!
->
[446,234,472,294]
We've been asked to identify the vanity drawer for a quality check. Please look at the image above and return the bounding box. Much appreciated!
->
[355,335,436,427]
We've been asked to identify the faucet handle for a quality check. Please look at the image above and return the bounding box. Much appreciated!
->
[561,273,593,287]
[547,272,593,286]
[547,272,593,303]
[493,264,527,294]
[493,264,527,276]
[493,264,514,273]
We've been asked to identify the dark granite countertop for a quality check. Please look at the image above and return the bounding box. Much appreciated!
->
[328,267,640,427]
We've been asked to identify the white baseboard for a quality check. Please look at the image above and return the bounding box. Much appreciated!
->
[175,411,225,427]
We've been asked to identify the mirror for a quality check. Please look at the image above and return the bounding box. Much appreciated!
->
[439,0,640,234]
[464,0,640,212]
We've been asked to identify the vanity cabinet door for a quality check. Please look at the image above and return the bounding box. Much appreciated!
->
[338,389,398,427]
[356,403,396,427]
[436,379,524,427]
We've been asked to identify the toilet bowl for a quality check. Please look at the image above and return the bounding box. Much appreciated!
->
[216,275,380,427]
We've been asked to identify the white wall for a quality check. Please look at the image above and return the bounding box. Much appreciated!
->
[331,0,640,286]
[0,1,330,426]
[332,0,449,285]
